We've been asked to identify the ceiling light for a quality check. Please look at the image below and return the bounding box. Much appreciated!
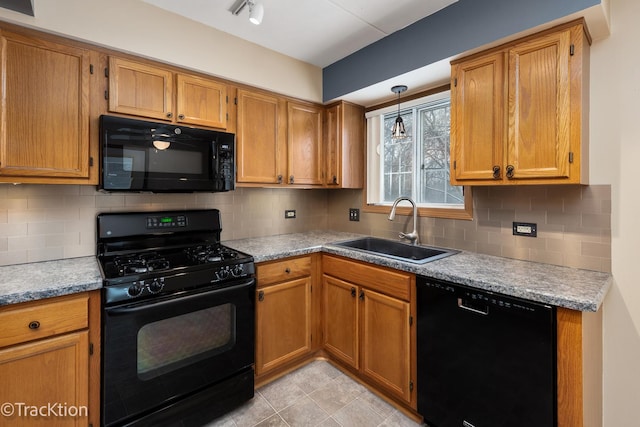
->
[231,0,263,25]
[249,1,264,25]
[391,85,409,139]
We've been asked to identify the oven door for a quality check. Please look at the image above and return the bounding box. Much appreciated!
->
[102,278,255,427]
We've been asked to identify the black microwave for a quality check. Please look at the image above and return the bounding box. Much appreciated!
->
[99,115,235,193]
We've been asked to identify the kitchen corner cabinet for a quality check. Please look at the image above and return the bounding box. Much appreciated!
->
[0,291,101,427]
[322,255,415,407]
[108,57,229,129]
[236,91,324,188]
[0,29,98,184]
[255,255,320,378]
[450,19,590,185]
[324,101,365,188]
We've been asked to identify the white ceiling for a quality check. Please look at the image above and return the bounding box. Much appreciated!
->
[143,0,457,68]
[142,0,458,105]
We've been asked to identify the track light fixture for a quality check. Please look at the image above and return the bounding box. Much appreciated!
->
[231,0,264,25]
[391,85,409,139]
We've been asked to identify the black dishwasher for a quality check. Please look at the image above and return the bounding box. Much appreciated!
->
[417,276,557,427]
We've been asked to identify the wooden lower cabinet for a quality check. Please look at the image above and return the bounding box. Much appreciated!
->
[322,255,416,407]
[557,307,603,427]
[0,291,100,427]
[255,277,312,375]
[0,332,89,426]
[323,275,359,368]
[361,289,412,403]
[255,255,320,379]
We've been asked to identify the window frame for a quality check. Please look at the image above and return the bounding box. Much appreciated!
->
[362,84,473,220]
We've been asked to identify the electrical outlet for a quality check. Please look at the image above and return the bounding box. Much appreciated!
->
[284,210,296,219]
[513,222,537,237]
[349,208,360,221]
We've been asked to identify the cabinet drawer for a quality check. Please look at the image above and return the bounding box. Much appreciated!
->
[0,293,89,348]
[323,255,412,301]
[257,256,312,287]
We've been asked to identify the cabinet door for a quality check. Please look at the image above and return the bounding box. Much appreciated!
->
[450,52,505,183]
[255,278,312,375]
[324,102,365,189]
[0,32,90,179]
[176,74,227,129]
[324,104,341,186]
[287,102,323,185]
[322,275,359,369]
[0,331,89,426]
[108,57,173,121]
[361,289,411,403]
[236,89,285,184]
[507,29,572,180]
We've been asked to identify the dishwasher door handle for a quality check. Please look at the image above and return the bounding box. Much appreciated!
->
[457,298,489,316]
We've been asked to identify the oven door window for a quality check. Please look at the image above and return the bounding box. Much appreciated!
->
[137,304,235,380]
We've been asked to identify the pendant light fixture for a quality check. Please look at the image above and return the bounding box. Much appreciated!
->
[391,85,408,139]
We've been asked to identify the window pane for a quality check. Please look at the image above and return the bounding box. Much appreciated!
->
[383,111,413,202]
[418,101,463,205]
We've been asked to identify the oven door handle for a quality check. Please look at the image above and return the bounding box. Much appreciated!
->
[106,278,255,315]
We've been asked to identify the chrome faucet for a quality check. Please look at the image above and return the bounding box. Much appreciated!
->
[388,196,419,245]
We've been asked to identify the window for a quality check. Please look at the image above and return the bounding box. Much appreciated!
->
[365,88,472,219]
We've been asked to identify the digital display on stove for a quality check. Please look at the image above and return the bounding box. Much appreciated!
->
[146,215,187,229]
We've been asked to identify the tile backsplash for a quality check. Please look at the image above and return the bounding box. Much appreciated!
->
[0,185,328,266]
[328,185,611,273]
[0,184,611,273]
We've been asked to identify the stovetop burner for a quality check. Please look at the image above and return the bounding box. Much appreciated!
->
[185,244,239,264]
[113,252,171,276]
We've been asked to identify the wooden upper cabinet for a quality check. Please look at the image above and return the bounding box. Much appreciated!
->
[287,101,323,186]
[324,101,365,188]
[176,74,227,128]
[108,57,173,121]
[450,19,590,185]
[451,52,505,181]
[507,29,572,180]
[108,57,229,129]
[236,89,286,184]
[0,31,92,181]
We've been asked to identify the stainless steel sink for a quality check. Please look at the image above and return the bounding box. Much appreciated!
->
[333,237,458,264]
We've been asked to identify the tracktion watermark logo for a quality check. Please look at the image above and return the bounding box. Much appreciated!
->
[1,402,88,419]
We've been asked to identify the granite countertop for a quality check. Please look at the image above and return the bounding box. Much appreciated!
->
[225,230,612,312]
[0,231,612,312]
[0,256,103,306]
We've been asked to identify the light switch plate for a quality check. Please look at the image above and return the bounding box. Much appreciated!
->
[513,222,537,237]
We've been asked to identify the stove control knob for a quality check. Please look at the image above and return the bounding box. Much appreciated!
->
[128,282,143,297]
[148,279,164,294]
[232,265,243,277]
[218,269,230,280]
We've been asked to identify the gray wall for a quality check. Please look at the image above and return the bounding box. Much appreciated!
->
[322,0,600,101]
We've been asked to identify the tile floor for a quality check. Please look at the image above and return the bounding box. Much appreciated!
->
[205,360,424,427]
